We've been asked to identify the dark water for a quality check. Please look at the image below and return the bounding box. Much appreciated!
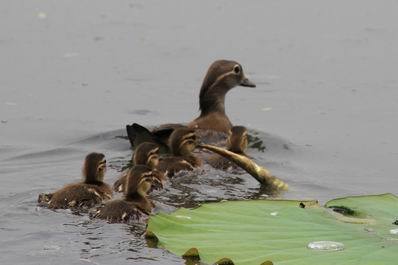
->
[1,1,398,264]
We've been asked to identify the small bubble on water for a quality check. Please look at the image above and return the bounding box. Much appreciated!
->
[390,228,398,235]
[37,12,47,20]
[307,241,344,251]
[43,245,61,251]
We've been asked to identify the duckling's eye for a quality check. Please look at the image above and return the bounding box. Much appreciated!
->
[233,65,241,74]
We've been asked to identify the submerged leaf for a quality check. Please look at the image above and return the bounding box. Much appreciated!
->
[148,194,398,265]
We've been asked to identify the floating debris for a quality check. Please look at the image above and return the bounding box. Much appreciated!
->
[261,107,273,112]
[270,212,278,216]
[43,245,61,251]
[1,120,7,124]
[37,12,47,20]
[5,102,16,106]
[63,52,79,58]
[307,241,345,251]
[364,227,374,233]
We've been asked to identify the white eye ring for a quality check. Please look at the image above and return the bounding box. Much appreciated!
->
[233,65,241,74]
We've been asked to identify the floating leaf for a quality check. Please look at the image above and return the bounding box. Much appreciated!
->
[148,194,398,265]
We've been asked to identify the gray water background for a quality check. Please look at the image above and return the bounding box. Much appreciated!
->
[1,1,397,264]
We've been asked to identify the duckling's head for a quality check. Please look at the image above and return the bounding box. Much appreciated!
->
[83,152,106,184]
[133,142,160,169]
[169,127,198,156]
[199,60,255,114]
[125,165,159,199]
[227,126,248,154]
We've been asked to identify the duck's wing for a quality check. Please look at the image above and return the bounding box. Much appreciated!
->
[126,123,156,148]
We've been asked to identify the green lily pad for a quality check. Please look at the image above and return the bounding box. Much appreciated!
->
[147,194,398,265]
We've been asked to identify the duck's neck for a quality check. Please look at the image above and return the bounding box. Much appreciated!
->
[199,83,230,116]
[84,176,103,186]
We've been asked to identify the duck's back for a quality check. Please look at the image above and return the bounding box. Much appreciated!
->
[157,156,196,177]
[93,199,148,223]
[189,112,232,133]
[46,183,112,209]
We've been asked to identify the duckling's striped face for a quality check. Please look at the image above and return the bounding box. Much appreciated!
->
[240,132,249,151]
[228,126,248,153]
[146,147,160,169]
[170,128,198,156]
[133,143,160,169]
[137,172,154,197]
[178,132,198,155]
[96,158,107,181]
[126,165,162,198]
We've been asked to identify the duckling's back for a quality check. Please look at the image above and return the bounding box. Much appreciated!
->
[46,183,112,209]
[92,199,148,223]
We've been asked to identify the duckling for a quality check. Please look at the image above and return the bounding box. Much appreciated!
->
[157,127,202,177]
[113,142,165,192]
[188,60,255,133]
[92,165,159,223]
[38,153,112,209]
[207,126,249,170]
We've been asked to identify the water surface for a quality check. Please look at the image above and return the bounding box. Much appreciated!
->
[1,1,398,264]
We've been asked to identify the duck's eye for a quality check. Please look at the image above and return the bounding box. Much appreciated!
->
[233,65,241,74]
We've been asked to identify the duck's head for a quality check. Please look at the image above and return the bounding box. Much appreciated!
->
[83,152,106,184]
[199,60,255,114]
[227,126,248,154]
[125,165,161,199]
[133,142,160,169]
[169,127,198,156]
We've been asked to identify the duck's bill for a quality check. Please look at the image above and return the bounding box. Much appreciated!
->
[240,77,256,87]
[198,144,288,191]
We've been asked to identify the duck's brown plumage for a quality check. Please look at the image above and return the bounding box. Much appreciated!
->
[93,165,158,223]
[126,60,255,148]
[189,60,255,133]
[38,152,112,209]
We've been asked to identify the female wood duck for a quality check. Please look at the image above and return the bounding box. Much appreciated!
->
[38,152,112,209]
[113,142,164,192]
[92,165,160,223]
[157,127,202,177]
[188,60,255,133]
[126,60,255,147]
[207,126,249,170]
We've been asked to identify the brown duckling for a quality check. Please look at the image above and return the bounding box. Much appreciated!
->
[207,126,249,170]
[38,152,112,209]
[113,142,165,192]
[92,165,159,223]
[157,127,202,177]
[189,60,255,133]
